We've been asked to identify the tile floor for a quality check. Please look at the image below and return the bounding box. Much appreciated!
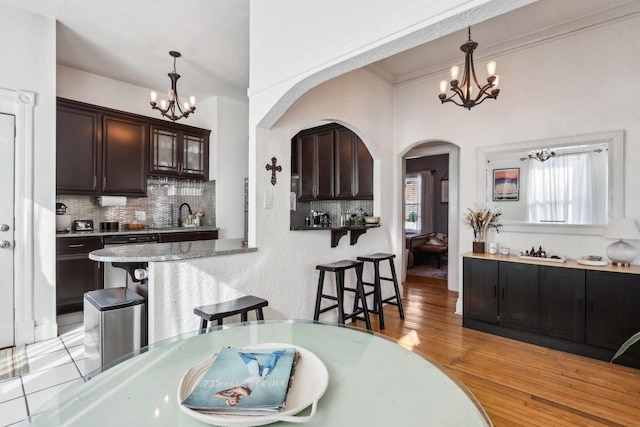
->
[0,322,87,427]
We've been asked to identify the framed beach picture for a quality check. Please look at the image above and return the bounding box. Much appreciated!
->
[493,168,519,201]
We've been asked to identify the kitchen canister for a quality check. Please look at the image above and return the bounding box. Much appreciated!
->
[488,242,498,254]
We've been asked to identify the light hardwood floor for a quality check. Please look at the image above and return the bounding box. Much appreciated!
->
[365,276,640,427]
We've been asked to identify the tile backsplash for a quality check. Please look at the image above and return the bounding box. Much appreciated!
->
[309,200,374,225]
[57,177,216,229]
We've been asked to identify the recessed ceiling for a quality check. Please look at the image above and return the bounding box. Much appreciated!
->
[4,0,637,104]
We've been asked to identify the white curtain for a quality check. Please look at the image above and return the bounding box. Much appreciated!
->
[421,170,434,233]
[527,152,596,224]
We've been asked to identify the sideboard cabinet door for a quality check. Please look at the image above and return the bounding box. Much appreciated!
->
[538,266,585,342]
[463,257,499,324]
[498,262,539,332]
[586,271,640,357]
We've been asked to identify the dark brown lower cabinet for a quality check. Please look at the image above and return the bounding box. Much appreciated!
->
[463,256,640,368]
[157,230,219,243]
[56,237,104,315]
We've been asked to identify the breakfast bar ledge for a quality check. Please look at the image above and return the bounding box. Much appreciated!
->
[89,238,257,344]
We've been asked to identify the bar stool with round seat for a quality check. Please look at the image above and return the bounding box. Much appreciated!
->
[356,253,404,330]
[313,259,372,330]
[194,295,268,331]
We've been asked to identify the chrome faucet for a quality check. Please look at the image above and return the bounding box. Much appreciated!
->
[178,203,192,227]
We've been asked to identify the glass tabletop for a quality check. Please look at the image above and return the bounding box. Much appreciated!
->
[21,321,492,426]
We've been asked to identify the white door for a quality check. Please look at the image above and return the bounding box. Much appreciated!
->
[0,113,15,348]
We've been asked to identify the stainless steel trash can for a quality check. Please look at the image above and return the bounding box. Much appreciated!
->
[84,287,146,373]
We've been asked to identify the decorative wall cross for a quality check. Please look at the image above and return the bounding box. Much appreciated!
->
[265,157,282,185]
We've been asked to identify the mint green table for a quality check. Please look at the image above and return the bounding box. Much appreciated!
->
[22,321,492,426]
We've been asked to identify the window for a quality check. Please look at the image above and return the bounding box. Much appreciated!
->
[405,173,422,233]
[527,151,599,224]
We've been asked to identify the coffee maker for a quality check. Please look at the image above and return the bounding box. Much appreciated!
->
[56,203,71,232]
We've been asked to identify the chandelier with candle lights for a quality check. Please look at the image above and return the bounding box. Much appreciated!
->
[438,28,500,110]
[150,51,196,121]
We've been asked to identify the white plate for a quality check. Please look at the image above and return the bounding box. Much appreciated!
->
[177,343,329,426]
[576,258,608,266]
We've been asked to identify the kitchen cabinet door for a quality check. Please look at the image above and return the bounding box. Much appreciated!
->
[56,103,100,194]
[296,126,334,201]
[334,127,356,199]
[499,262,538,332]
[150,126,179,175]
[56,237,104,315]
[354,136,374,199]
[182,132,208,179]
[586,271,640,357]
[102,115,147,195]
[538,266,585,342]
[463,257,499,324]
[335,127,374,200]
[149,124,210,180]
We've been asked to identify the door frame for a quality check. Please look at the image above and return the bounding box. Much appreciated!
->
[401,142,461,313]
[0,88,36,345]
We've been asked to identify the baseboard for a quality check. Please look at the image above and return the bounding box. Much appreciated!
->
[14,319,35,346]
[57,312,83,327]
[34,322,58,343]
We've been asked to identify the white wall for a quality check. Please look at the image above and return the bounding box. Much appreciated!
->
[0,2,57,342]
[394,14,640,272]
[213,97,249,238]
[57,66,249,238]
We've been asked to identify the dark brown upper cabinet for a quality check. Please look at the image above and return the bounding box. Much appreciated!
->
[102,115,147,195]
[293,123,373,201]
[149,123,210,180]
[57,98,147,196]
[57,103,101,194]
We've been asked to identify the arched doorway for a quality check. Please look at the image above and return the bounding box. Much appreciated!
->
[402,141,461,314]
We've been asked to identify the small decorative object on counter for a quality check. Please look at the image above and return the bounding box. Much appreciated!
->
[194,211,204,227]
[463,206,502,253]
[519,246,566,263]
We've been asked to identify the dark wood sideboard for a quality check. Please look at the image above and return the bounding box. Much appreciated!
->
[463,253,640,368]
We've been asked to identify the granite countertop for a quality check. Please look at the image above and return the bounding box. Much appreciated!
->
[56,225,219,238]
[88,238,256,262]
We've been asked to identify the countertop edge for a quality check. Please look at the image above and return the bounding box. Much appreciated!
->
[89,239,256,262]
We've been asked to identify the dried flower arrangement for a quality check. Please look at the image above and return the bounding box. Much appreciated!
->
[463,207,502,242]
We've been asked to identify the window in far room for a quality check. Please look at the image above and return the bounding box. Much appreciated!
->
[405,173,422,234]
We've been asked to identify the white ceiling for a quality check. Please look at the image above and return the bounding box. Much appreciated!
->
[4,0,250,102]
[4,0,638,103]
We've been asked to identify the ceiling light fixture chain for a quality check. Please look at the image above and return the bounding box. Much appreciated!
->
[438,27,500,110]
[150,51,196,122]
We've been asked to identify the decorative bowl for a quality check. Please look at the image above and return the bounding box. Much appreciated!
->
[364,216,380,224]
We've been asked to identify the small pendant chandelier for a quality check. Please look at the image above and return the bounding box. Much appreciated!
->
[150,51,196,121]
[528,149,556,162]
[438,28,500,110]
